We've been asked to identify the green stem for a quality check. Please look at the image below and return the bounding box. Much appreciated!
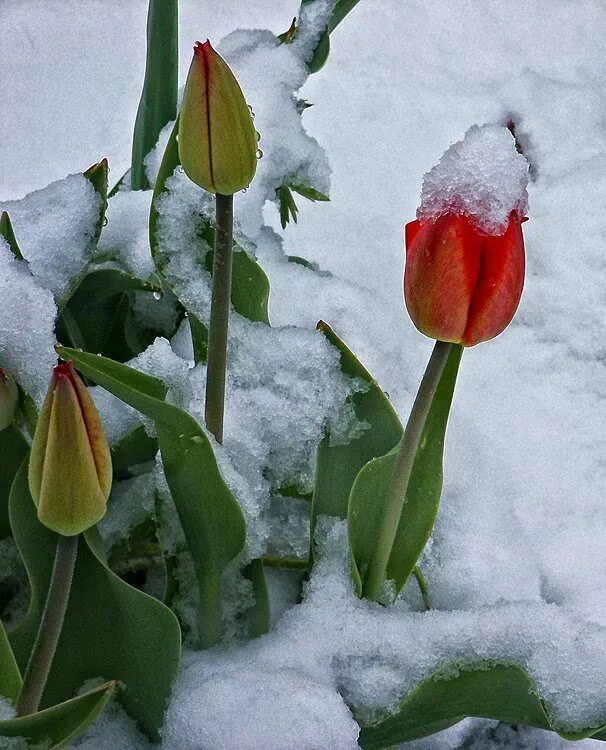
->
[16,534,78,716]
[363,340,452,601]
[412,566,432,611]
[205,193,234,444]
[261,555,310,570]
[198,574,222,649]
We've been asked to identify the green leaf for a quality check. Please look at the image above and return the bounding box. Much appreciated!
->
[311,322,402,534]
[110,425,158,479]
[56,346,247,649]
[303,0,363,73]
[57,268,162,361]
[0,620,21,703]
[277,185,299,229]
[82,159,109,249]
[349,345,462,596]
[290,184,330,202]
[131,0,178,190]
[0,211,25,261]
[150,117,271,325]
[0,680,115,749]
[8,462,181,740]
[357,661,606,748]
[242,558,270,639]
[0,425,29,539]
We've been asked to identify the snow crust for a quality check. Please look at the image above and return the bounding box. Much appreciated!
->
[0,173,100,300]
[0,239,57,404]
[417,124,529,234]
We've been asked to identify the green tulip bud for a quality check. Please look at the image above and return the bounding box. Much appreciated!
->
[0,369,18,431]
[29,361,112,536]
[178,40,258,195]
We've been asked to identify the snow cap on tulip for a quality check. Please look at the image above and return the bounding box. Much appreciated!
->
[405,124,529,347]
[178,40,258,195]
[29,361,112,536]
[0,369,18,431]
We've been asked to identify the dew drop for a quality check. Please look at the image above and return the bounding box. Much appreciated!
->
[255,131,261,142]
[153,291,162,300]
[256,149,264,159]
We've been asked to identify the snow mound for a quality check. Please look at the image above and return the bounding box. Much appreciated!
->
[417,124,529,234]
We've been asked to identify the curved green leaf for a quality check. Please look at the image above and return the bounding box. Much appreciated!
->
[0,680,115,749]
[0,212,25,261]
[302,0,363,73]
[83,159,109,249]
[0,425,29,539]
[8,462,181,740]
[311,322,402,536]
[131,0,178,191]
[0,620,21,703]
[357,661,606,749]
[349,345,462,596]
[57,268,163,361]
[149,117,270,328]
[56,346,246,649]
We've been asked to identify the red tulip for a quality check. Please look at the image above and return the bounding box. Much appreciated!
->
[404,210,526,347]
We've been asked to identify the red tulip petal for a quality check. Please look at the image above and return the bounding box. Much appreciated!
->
[404,214,482,343]
[462,214,525,346]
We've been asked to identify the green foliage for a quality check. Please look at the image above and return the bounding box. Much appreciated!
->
[110,425,158,479]
[131,0,178,190]
[0,211,25,261]
[82,159,109,251]
[0,425,29,539]
[311,322,402,539]
[57,268,163,362]
[350,345,462,596]
[0,680,115,749]
[8,462,181,740]
[277,184,330,229]
[0,619,21,702]
[358,661,606,748]
[301,0,363,73]
[56,346,247,649]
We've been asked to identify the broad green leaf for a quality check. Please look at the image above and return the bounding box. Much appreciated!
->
[0,620,21,702]
[131,0,178,190]
[0,211,25,261]
[8,462,181,740]
[0,425,29,539]
[56,346,247,649]
[83,159,109,249]
[57,268,163,361]
[311,322,402,534]
[357,661,606,748]
[290,184,330,202]
[0,680,115,749]
[150,116,270,326]
[349,345,462,596]
[111,425,158,479]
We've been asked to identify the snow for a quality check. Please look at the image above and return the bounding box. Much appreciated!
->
[0,173,101,300]
[0,698,14,721]
[0,238,57,404]
[417,124,529,234]
[4,0,606,748]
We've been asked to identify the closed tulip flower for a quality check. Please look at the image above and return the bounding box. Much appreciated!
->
[178,40,257,195]
[29,361,112,536]
[404,210,526,347]
[404,124,529,347]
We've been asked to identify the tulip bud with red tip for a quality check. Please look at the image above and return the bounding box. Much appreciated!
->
[404,210,526,347]
[29,361,112,536]
[0,369,18,431]
[178,40,258,195]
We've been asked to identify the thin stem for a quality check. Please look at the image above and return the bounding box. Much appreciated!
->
[205,193,234,444]
[363,340,452,601]
[412,566,432,611]
[16,534,78,716]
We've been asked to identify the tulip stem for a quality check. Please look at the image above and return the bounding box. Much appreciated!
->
[16,534,78,716]
[205,193,234,444]
[363,340,452,602]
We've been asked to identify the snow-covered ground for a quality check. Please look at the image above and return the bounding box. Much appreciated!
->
[3,1,606,748]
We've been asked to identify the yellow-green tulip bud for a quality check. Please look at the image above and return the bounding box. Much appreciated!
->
[29,361,112,536]
[0,369,18,431]
[178,40,258,195]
